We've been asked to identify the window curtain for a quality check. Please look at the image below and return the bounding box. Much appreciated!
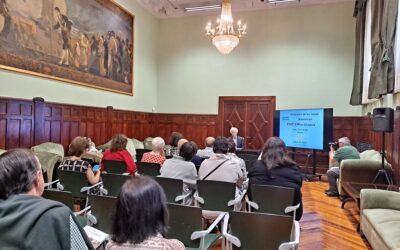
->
[395,2,400,93]
[368,0,398,99]
[362,0,376,104]
[350,0,367,105]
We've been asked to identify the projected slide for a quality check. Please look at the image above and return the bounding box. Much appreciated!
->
[279,109,324,150]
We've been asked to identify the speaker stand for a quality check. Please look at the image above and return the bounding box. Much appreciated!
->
[372,132,393,185]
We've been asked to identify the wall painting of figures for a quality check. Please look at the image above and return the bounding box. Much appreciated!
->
[0,0,134,95]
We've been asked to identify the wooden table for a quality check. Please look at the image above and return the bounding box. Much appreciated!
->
[341,182,398,209]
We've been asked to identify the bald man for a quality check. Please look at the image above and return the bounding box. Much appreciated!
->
[176,138,188,154]
[197,137,215,158]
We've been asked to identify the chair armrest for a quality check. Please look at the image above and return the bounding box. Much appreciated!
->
[87,211,98,225]
[193,194,204,205]
[175,192,191,203]
[284,203,300,214]
[100,187,108,196]
[227,189,247,208]
[278,220,300,250]
[80,181,103,193]
[222,213,241,247]
[74,206,91,216]
[44,179,59,188]
[340,159,392,183]
[57,182,64,191]
[191,212,226,240]
[360,189,400,211]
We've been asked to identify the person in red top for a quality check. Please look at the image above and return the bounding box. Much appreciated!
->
[141,137,166,166]
[101,134,136,175]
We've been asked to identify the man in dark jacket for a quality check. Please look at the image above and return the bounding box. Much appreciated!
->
[0,149,93,250]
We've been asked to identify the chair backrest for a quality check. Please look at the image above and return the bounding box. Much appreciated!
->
[42,189,74,210]
[31,142,64,157]
[102,160,127,174]
[238,154,258,171]
[135,149,152,162]
[250,185,294,216]
[196,180,236,211]
[236,150,260,156]
[102,173,133,197]
[229,211,293,250]
[136,162,161,176]
[88,195,117,234]
[155,177,184,203]
[57,169,89,198]
[166,203,202,248]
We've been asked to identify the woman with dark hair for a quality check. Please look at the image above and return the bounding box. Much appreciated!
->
[101,134,136,175]
[248,137,303,220]
[160,141,198,184]
[167,132,183,156]
[0,149,92,249]
[106,176,185,249]
[59,136,101,185]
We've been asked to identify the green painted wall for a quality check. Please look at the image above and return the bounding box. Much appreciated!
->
[157,2,361,116]
[0,0,159,112]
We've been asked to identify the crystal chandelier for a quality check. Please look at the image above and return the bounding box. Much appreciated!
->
[205,0,247,55]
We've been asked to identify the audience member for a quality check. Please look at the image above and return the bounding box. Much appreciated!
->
[227,139,247,176]
[102,134,136,175]
[0,149,92,249]
[248,137,303,221]
[160,141,199,191]
[198,137,243,188]
[167,132,183,156]
[85,137,103,158]
[106,176,185,250]
[197,137,215,158]
[229,127,245,150]
[141,137,166,166]
[59,136,101,185]
[325,137,360,197]
[176,138,188,154]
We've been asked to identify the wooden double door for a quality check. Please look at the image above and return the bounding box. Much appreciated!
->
[218,96,276,150]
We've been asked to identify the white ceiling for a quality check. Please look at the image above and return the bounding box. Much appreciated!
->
[136,0,354,18]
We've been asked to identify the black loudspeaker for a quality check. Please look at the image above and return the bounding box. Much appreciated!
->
[372,107,394,132]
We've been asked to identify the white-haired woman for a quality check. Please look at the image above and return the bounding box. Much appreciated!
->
[141,137,166,166]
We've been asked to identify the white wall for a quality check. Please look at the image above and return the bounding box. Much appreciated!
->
[157,2,361,116]
[0,0,159,112]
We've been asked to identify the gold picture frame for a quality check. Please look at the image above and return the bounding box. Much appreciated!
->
[0,0,134,95]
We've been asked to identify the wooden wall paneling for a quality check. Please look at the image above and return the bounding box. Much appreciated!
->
[0,98,34,150]
[392,110,400,182]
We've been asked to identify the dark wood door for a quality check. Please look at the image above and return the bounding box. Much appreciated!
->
[218,97,276,150]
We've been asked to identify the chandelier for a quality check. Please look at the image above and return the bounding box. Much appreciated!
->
[205,0,247,55]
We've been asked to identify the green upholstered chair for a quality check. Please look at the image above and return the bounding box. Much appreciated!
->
[338,150,393,196]
[102,160,128,174]
[87,195,117,234]
[96,140,111,151]
[34,151,63,182]
[101,173,133,197]
[0,149,6,155]
[143,137,153,150]
[137,162,161,177]
[360,189,400,250]
[31,142,64,157]
[166,203,223,250]
[223,211,300,250]
[246,185,300,220]
[131,138,145,149]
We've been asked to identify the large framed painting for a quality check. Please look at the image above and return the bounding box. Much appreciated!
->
[0,0,134,95]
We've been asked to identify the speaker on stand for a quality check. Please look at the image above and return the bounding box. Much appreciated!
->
[371,107,394,185]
